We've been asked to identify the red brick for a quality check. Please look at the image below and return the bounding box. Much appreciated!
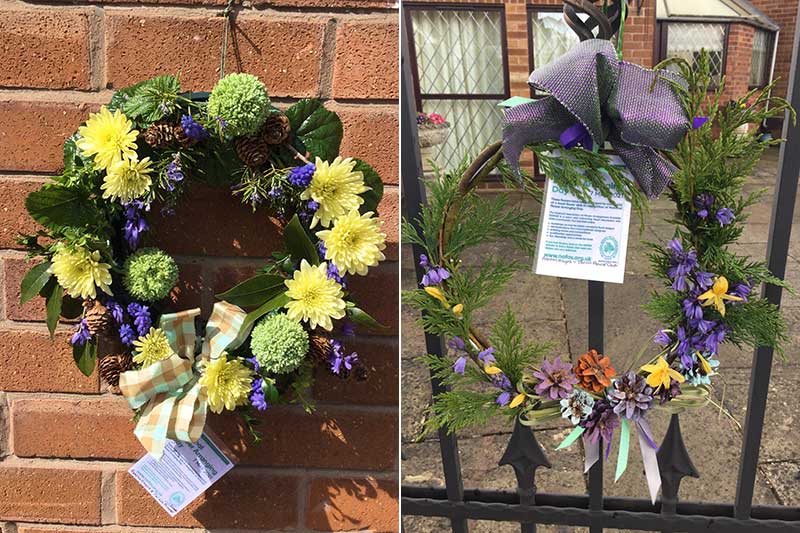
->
[347,262,398,335]
[106,13,325,96]
[4,256,47,322]
[0,329,100,393]
[0,464,102,524]
[0,100,95,172]
[17,528,110,533]
[313,337,398,405]
[333,20,399,99]
[305,476,398,532]
[116,468,299,528]
[209,407,397,470]
[10,396,140,460]
[334,104,399,185]
[150,184,284,257]
[0,9,92,90]
[0,178,44,250]
[378,187,399,259]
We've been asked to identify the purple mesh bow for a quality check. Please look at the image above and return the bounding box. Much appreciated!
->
[503,39,690,198]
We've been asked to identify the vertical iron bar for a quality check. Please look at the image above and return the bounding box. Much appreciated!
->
[587,280,604,533]
[734,0,800,519]
[401,15,469,533]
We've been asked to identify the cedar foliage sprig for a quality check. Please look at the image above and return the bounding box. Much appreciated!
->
[646,51,793,356]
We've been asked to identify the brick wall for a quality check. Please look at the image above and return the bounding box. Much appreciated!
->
[751,0,798,101]
[0,1,399,532]
[723,23,757,104]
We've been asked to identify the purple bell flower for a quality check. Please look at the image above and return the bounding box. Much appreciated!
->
[453,356,467,375]
[70,319,92,346]
[288,163,316,187]
[716,207,735,226]
[180,114,208,141]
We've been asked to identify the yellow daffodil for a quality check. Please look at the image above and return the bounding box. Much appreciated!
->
[284,259,346,331]
[102,156,154,202]
[301,157,369,228]
[316,210,386,275]
[509,393,526,409]
[132,327,175,367]
[697,275,742,316]
[199,356,254,414]
[48,245,113,300]
[424,286,448,304]
[75,106,138,170]
[696,352,713,375]
[640,356,685,389]
[451,303,464,317]
[484,365,503,375]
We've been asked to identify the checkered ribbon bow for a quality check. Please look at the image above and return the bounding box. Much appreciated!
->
[502,39,690,197]
[119,301,249,459]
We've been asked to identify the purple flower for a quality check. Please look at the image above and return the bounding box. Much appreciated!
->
[127,303,152,336]
[607,373,654,420]
[716,207,735,226]
[105,300,125,324]
[122,201,150,250]
[329,340,358,375]
[478,347,496,365]
[731,282,751,302]
[654,329,671,346]
[307,200,320,211]
[496,391,512,406]
[119,323,136,346]
[532,357,578,400]
[447,336,466,352]
[658,378,683,404]
[676,326,692,358]
[181,114,208,141]
[580,400,619,445]
[216,116,228,130]
[419,254,429,268]
[692,116,709,129]
[318,240,327,259]
[268,186,283,199]
[288,163,316,187]
[421,266,451,287]
[70,319,92,346]
[326,262,347,289]
[694,193,714,219]
[250,389,269,411]
[704,326,727,353]
[453,356,467,374]
[695,271,714,290]
[682,297,704,321]
[667,239,698,291]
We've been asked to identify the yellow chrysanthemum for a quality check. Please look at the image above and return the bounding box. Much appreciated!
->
[48,245,113,300]
[300,157,369,228]
[132,327,175,367]
[199,356,254,414]
[102,156,153,202]
[75,106,138,170]
[284,259,346,331]
[316,210,386,276]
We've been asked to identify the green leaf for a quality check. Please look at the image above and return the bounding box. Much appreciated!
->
[347,305,387,330]
[241,293,291,337]
[285,99,343,161]
[121,75,181,124]
[108,80,149,111]
[73,340,97,377]
[285,214,320,265]
[354,159,384,215]
[63,134,82,174]
[195,140,241,187]
[216,274,286,308]
[44,280,64,337]
[262,379,280,404]
[25,186,97,229]
[19,261,52,305]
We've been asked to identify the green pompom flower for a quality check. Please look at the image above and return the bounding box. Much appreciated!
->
[207,73,270,137]
[123,247,179,302]
[250,313,309,374]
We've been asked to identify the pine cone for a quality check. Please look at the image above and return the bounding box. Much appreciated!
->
[261,113,291,145]
[142,123,174,148]
[308,332,332,364]
[98,353,133,391]
[574,349,616,393]
[173,124,198,148]
[235,135,270,168]
[83,299,111,336]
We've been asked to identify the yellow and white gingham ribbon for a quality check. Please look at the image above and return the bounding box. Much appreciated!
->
[119,301,249,459]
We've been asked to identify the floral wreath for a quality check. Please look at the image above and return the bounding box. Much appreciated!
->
[403,54,793,500]
[19,72,387,457]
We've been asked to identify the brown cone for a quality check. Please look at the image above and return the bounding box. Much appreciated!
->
[235,135,270,168]
[308,332,332,364]
[173,124,198,148]
[143,123,174,148]
[83,299,111,336]
[262,113,291,145]
[98,352,134,391]
[574,349,616,393]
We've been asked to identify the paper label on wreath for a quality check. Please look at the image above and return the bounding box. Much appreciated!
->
[534,154,632,284]
[128,432,234,517]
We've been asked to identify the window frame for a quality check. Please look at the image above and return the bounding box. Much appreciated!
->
[657,21,731,88]
[749,28,776,90]
[526,4,569,99]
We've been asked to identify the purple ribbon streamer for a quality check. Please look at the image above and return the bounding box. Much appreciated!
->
[637,419,662,503]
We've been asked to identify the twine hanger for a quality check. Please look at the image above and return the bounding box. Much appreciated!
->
[218,0,238,79]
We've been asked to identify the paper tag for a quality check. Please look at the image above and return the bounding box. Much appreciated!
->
[128,432,234,517]
[534,155,632,284]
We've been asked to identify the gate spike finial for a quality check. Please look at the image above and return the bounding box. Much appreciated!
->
[499,418,552,496]
[657,414,699,512]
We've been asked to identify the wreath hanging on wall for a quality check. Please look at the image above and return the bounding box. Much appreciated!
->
[18,72,387,457]
[403,44,793,501]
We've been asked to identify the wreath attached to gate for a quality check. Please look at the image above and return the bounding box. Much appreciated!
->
[19,72,387,457]
[403,47,793,500]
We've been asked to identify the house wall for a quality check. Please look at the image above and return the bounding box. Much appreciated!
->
[751,0,799,101]
[0,0,399,531]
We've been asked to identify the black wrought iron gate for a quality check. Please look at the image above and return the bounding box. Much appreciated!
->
[400,2,800,531]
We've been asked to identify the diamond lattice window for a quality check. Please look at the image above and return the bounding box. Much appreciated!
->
[410,7,507,171]
[664,22,727,82]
